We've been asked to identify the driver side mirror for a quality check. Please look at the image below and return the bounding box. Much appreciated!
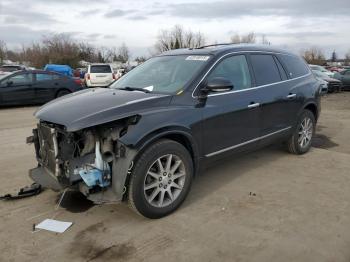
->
[6,80,13,86]
[203,77,234,93]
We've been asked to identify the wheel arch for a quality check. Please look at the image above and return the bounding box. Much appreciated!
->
[132,128,199,176]
[303,102,318,121]
[55,88,71,98]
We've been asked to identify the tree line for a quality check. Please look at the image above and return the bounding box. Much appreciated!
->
[1,25,349,68]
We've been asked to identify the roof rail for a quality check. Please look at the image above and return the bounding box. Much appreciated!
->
[191,43,235,50]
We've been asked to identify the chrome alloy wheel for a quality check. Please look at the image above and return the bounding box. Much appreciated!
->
[298,117,313,148]
[143,154,186,208]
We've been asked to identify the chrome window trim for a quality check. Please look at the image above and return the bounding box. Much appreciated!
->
[191,50,311,98]
[205,126,292,157]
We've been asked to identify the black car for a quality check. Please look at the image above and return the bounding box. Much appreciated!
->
[0,70,84,106]
[28,44,321,218]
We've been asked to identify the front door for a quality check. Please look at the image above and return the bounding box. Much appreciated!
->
[200,54,262,158]
[0,72,34,105]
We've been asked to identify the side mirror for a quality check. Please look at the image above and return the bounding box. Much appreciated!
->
[204,77,234,93]
[6,80,13,86]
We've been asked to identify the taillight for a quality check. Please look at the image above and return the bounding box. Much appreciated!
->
[86,73,90,80]
[74,78,82,85]
[113,73,116,80]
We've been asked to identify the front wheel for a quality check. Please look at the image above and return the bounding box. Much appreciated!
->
[128,139,193,219]
[286,110,315,154]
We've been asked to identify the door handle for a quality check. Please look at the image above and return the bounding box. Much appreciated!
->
[286,93,296,99]
[248,102,260,108]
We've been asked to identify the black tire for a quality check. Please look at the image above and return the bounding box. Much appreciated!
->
[56,89,71,98]
[128,139,193,219]
[287,110,315,155]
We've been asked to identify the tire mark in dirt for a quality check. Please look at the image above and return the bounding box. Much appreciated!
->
[70,222,136,261]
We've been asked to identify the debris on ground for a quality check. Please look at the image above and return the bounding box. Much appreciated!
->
[0,183,42,200]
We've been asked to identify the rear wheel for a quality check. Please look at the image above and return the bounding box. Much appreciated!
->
[56,89,71,98]
[287,110,315,154]
[128,139,193,218]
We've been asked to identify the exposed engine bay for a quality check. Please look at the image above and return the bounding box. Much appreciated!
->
[27,116,140,203]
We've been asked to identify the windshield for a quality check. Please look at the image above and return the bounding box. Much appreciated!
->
[111,55,211,94]
[90,65,112,73]
[312,70,328,79]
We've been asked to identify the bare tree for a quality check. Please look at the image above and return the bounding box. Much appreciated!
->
[0,40,7,64]
[345,51,350,66]
[135,56,147,64]
[154,25,206,53]
[116,43,130,63]
[300,47,326,65]
[261,34,271,45]
[331,50,337,62]
[230,32,256,44]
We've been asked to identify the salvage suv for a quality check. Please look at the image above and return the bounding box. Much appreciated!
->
[28,44,321,218]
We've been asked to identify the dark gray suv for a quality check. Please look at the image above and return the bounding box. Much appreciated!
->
[28,44,321,218]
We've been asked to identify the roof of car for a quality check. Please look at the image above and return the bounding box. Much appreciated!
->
[158,44,296,57]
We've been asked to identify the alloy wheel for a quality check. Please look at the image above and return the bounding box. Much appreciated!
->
[143,154,186,208]
[298,117,313,148]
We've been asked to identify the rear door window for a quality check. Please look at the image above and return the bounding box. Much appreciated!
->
[278,54,310,78]
[36,73,53,81]
[207,55,252,90]
[90,65,112,73]
[274,56,288,80]
[250,54,282,86]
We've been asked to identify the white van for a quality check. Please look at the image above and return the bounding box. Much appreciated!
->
[85,64,115,87]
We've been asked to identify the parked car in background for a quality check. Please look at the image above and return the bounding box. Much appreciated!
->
[333,69,350,90]
[0,70,84,106]
[28,44,321,218]
[312,70,342,93]
[44,64,73,77]
[309,64,334,78]
[114,68,125,80]
[85,64,115,87]
[75,67,86,79]
[0,65,27,72]
[314,75,328,95]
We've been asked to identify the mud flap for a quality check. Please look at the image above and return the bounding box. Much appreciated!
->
[29,167,63,192]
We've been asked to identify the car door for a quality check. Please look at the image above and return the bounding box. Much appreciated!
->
[341,70,350,86]
[248,53,295,138]
[0,72,34,105]
[33,72,56,103]
[200,54,262,158]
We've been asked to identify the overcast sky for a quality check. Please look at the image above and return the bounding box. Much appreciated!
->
[0,0,349,58]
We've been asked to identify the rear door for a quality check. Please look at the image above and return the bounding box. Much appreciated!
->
[249,53,294,137]
[200,54,262,158]
[0,72,34,105]
[33,72,57,103]
[89,65,113,86]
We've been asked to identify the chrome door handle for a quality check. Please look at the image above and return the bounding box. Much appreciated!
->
[248,102,260,108]
[286,93,296,99]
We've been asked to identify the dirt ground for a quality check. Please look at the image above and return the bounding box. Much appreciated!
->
[0,93,350,262]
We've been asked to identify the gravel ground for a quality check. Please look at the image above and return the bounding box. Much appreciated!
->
[0,93,350,262]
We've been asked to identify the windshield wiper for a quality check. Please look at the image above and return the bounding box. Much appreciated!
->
[119,86,150,93]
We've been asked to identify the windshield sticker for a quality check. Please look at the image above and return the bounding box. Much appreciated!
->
[143,86,154,91]
[186,56,210,61]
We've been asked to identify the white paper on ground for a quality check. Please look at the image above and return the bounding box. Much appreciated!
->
[35,219,73,233]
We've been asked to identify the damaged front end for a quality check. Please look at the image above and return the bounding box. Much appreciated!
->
[27,117,139,204]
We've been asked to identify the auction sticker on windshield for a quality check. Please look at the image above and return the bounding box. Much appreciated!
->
[186,56,210,61]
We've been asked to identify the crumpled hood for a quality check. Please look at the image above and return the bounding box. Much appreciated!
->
[35,88,171,131]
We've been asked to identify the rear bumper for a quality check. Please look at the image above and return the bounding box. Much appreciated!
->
[86,80,113,87]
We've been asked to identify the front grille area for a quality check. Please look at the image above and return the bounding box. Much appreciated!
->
[37,123,57,174]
